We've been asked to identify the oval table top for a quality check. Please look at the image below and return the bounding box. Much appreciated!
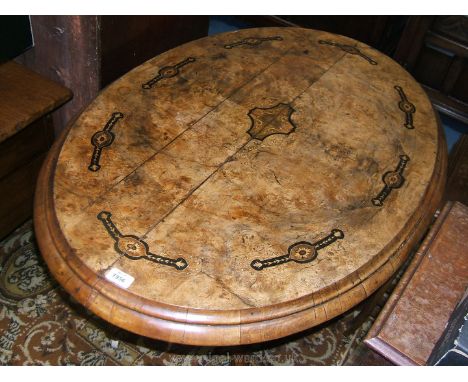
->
[35,27,447,346]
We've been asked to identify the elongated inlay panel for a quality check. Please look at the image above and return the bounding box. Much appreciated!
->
[142,57,196,89]
[395,85,416,129]
[251,229,344,270]
[372,155,410,207]
[98,211,188,270]
[88,112,124,172]
[318,40,378,65]
[224,36,283,49]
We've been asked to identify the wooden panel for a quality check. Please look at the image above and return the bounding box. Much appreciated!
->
[16,16,100,136]
[441,57,464,94]
[0,116,54,179]
[446,135,468,205]
[451,64,468,104]
[365,201,468,365]
[99,16,209,87]
[413,46,453,90]
[432,16,468,46]
[0,153,46,239]
[0,61,72,142]
[423,85,468,125]
[426,31,468,59]
[393,16,435,69]
[393,16,468,124]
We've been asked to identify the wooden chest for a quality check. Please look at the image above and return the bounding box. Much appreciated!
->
[0,61,72,238]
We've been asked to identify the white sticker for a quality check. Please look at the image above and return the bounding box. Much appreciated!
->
[110,340,119,349]
[105,267,135,289]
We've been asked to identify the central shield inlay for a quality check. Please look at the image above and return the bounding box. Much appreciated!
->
[247,103,296,141]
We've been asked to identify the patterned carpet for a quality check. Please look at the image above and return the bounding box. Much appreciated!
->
[0,220,390,366]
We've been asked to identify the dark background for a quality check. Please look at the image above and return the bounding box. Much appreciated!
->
[0,16,33,62]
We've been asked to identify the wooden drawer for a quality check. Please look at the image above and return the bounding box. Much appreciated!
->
[0,115,53,179]
[0,152,46,238]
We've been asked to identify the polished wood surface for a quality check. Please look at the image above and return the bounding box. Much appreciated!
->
[34,27,447,346]
[0,61,72,141]
[365,202,468,365]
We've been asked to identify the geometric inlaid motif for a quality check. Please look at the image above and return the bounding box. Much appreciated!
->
[372,155,410,207]
[247,103,296,141]
[142,57,196,90]
[224,36,283,49]
[250,229,344,271]
[97,211,188,271]
[318,40,378,65]
[88,112,124,172]
[395,85,416,129]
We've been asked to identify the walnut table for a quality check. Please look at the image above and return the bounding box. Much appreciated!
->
[34,28,447,346]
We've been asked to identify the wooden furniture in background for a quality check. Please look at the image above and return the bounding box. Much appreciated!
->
[35,28,446,346]
[394,16,468,124]
[446,134,468,205]
[0,61,72,239]
[16,16,209,134]
[365,201,468,365]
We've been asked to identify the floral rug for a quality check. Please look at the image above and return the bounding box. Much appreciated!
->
[0,220,389,366]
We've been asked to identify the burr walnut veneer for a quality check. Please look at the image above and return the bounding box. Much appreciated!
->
[34,28,447,346]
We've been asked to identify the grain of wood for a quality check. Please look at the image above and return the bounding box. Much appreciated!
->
[34,27,446,346]
[0,61,72,142]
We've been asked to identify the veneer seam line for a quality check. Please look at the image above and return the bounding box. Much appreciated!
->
[140,53,347,239]
[79,46,299,210]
